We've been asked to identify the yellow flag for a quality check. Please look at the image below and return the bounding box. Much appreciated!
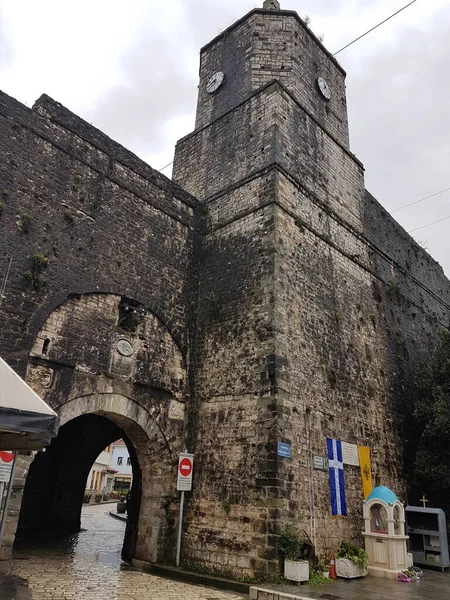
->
[358,446,373,500]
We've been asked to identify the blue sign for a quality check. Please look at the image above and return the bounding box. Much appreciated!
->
[277,442,291,458]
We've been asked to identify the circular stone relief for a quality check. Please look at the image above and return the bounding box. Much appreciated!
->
[116,339,133,357]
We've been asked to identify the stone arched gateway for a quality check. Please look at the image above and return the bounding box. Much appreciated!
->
[14,292,188,564]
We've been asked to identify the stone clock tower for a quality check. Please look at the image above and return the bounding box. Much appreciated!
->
[173,2,400,578]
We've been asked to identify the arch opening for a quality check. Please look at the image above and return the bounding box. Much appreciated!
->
[16,413,144,561]
[16,292,187,565]
[15,396,181,565]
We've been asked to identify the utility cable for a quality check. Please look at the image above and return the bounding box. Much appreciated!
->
[158,160,174,173]
[409,214,450,234]
[333,0,418,57]
[390,185,450,214]
[0,257,12,309]
[154,8,419,172]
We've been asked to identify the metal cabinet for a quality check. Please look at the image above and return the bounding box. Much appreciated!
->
[406,506,449,572]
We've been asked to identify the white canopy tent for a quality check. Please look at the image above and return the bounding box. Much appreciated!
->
[0,357,59,451]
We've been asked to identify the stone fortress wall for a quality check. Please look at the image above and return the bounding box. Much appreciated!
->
[0,90,198,562]
[172,6,450,574]
[0,3,449,580]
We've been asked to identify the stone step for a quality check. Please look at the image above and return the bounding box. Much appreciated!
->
[249,587,313,600]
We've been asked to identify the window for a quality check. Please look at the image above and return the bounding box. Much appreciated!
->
[114,478,131,493]
[118,297,143,332]
[117,456,123,466]
[127,457,131,466]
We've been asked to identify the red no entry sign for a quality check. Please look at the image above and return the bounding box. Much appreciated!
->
[0,451,14,464]
[177,453,194,491]
[0,451,14,483]
[179,457,192,477]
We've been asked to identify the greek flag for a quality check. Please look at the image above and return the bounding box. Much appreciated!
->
[327,438,347,517]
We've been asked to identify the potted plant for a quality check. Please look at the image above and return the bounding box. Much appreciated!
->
[83,493,91,504]
[335,540,368,579]
[278,525,310,583]
[95,493,102,503]
[117,495,127,514]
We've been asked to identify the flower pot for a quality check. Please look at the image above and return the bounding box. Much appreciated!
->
[117,501,127,514]
[335,558,367,579]
[284,559,309,583]
[83,495,91,504]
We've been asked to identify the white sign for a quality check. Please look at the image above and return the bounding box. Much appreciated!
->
[313,455,329,471]
[177,453,194,492]
[313,455,325,470]
[0,451,14,483]
[341,442,359,467]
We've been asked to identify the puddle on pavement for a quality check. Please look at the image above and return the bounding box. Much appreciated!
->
[13,505,127,567]
[0,574,32,599]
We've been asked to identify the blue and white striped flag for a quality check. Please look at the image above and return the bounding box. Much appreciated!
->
[327,438,347,517]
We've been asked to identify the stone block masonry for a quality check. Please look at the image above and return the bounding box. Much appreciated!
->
[0,90,198,376]
[1,1,450,582]
[0,89,199,563]
[173,4,450,578]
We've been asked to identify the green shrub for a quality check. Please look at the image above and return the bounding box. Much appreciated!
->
[336,540,368,570]
[23,253,49,291]
[278,525,306,561]
[222,499,231,515]
[17,214,31,233]
[308,569,331,586]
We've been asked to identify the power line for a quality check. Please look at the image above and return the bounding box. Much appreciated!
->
[409,214,450,234]
[333,0,418,57]
[158,160,173,172]
[390,185,450,214]
[0,257,12,309]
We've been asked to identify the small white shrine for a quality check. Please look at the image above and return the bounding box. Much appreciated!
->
[363,486,409,578]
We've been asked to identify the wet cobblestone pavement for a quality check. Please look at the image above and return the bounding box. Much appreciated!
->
[0,504,245,600]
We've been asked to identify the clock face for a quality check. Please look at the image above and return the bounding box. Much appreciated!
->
[206,71,225,94]
[317,77,331,101]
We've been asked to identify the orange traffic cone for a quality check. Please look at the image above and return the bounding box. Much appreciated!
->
[329,554,337,579]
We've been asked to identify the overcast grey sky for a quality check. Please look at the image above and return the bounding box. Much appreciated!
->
[0,0,449,276]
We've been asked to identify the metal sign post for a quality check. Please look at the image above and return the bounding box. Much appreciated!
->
[176,490,185,568]
[0,452,18,548]
[176,452,193,568]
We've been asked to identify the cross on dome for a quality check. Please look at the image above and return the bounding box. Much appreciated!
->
[263,0,281,10]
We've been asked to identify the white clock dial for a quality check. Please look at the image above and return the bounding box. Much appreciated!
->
[317,77,331,101]
[206,71,225,94]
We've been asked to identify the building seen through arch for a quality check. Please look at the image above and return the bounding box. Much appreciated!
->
[86,439,133,498]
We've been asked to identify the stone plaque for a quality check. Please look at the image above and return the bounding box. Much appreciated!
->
[116,338,133,357]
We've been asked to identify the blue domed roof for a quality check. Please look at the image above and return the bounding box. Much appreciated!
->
[365,486,398,505]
